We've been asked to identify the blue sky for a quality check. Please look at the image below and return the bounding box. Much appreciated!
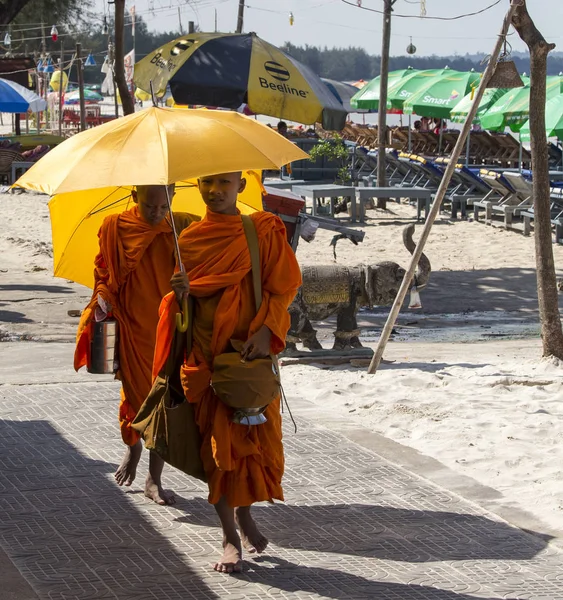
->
[93,0,562,57]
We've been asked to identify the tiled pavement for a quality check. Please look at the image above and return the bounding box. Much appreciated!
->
[1,381,563,600]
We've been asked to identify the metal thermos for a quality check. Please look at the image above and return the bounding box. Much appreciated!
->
[88,320,119,374]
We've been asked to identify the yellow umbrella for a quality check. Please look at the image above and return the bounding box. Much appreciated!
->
[50,172,264,289]
[14,106,308,195]
[13,105,306,330]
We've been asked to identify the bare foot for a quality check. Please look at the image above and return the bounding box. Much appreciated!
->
[235,507,269,554]
[144,474,176,506]
[214,537,243,574]
[114,441,142,486]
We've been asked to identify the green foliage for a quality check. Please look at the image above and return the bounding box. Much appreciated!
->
[2,0,90,29]
[309,135,350,183]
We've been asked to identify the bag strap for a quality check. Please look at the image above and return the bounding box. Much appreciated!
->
[241,215,262,314]
[241,215,293,428]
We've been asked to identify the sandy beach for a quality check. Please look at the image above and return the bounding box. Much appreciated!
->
[1,188,563,540]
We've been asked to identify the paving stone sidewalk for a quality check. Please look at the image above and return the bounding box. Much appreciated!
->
[1,381,563,600]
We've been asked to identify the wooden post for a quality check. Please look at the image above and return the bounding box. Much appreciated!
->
[76,42,86,131]
[58,41,64,136]
[376,0,396,207]
[367,0,523,374]
[236,0,245,33]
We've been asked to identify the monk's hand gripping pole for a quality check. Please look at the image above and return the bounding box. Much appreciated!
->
[164,185,189,333]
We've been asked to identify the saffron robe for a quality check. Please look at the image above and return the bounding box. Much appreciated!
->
[75,206,197,446]
[153,210,302,507]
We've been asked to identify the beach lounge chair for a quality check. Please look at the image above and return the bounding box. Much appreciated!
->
[496,172,533,226]
[0,148,25,185]
[473,170,518,225]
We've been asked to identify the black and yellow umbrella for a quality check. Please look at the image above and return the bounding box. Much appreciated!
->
[134,32,347,131]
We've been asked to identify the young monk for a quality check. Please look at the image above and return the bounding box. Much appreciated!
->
[155,172,301,573]
[75,184,198,505]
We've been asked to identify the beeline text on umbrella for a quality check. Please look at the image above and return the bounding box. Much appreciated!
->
[259,61,309,98]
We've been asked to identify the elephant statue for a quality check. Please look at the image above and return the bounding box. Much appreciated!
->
[287,224,431,352]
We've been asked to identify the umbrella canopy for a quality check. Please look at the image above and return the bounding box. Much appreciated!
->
[480,76,563,132]
[386,68,450,113]
[519,94,563,142]
[49,172,264,288]
[13,106,308,196]
[64,89,103,104]
[134,32,347,130]
[350,68,417,112]
[450,87,514,124]
[321,78,372,113]
[403,70,482,119]
[0,77,47,113]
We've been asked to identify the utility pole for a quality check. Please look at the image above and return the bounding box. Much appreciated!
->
[76,42,86,131]
[376,0,396,205]
[236,0,245,34]
[178,7,183,34]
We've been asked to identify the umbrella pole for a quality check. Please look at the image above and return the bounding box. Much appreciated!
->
[519,132,523,173]
[164,186,189,333]
[408,113,412,153]
[367,0,521,375]
[466,129,471,167]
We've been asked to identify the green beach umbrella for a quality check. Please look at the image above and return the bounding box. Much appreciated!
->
[350,68,416,112]
[450,87,509,124]
[403,69,482,119]
[519,93,563,143]
[480,75,563,133]
[386,68,449,113]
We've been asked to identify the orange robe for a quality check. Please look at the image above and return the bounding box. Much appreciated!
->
[75,206,197,446]
[153,210,302,507]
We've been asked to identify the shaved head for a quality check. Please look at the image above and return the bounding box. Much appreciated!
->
[132,184,175,227]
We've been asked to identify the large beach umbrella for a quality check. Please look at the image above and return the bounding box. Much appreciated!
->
[480,76,563,132]
[14,106,307,195]
[13,106,307,301]
[321,78,372,113]
[134,32,347,130]
[0,77,46,113]
[386,68,451,113]
[519,94,563,143]
[350,68,417,112]
[403,69,481,119]
[450,86,519,124]
[47,173,265,288]
[64,89,103,104]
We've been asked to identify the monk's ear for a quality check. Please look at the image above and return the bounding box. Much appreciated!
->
[131,189,138,204]
[238,178,247,194]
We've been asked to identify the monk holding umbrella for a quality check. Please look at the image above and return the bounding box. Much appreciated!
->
[13,106,307,506]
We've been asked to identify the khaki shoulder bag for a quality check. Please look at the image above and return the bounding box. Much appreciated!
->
[132,296,206,482]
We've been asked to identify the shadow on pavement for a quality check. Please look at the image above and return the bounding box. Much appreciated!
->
[175,498,549,563]
[242,555,521,600]
[0,419,219,600]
